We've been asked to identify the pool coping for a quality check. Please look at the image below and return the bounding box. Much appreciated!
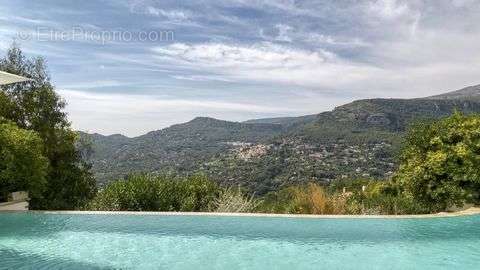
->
[1,207,475,219]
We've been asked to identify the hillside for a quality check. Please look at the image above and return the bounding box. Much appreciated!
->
[427,84,480,100]
[298,98,480,141]
[83,84,480,193]
[83,117,284,184]
[243,114,318,127]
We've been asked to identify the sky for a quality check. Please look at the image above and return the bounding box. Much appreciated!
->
[1,0,480,136]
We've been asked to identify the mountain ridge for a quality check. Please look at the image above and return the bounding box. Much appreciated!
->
[82,84,480,192]
[85,83,480,138]
[425,84,480,100]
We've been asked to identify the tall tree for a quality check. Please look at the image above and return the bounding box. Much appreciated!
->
[0,119,48,202]
[0,43,96,209]
[395,112,480,211]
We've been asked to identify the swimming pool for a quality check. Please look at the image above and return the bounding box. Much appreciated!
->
[0,212,479,270]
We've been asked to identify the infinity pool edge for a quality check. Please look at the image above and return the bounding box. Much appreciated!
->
[2,206,477,219]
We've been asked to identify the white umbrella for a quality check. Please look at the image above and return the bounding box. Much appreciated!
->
[0,71,31,86]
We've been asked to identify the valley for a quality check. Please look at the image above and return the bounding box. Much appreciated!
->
[82,84,480,194]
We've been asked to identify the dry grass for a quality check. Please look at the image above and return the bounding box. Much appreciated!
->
[292,183,348,215]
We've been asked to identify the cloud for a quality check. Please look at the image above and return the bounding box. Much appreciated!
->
[145,6,190,21]
[60,80,126,89]
[150,17,480,97]
[170,74,235,82]
[123,1,194,24]
[224,0,325,17]
[367,0,411,19]
[0,15,58,26]
[275,24,293,42]
[60,89,295,113]
[151,42,387,91]
[306,34,371,48]
[152,42,334,69]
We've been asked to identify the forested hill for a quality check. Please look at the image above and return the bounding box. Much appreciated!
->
[80,117,284,184]
[82,84,480,193]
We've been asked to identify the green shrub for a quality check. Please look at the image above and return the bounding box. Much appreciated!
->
[0,120,48,201]
[256,187,297,214]
[177,175,220,211]
[87,174,220,212]
[395,112,480,212]
[339,180,428,214]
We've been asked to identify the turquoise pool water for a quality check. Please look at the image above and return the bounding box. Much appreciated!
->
[0,213,479,270]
